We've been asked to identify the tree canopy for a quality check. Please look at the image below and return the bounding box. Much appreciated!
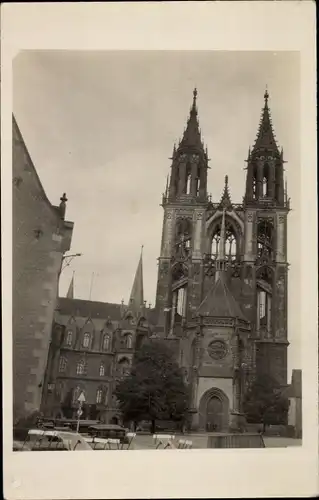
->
[114,340,189,428]
[243,374,289,429]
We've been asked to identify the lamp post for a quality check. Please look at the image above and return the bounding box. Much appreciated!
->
[76,392,86,433]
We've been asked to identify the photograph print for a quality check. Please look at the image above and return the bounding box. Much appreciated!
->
[12,49,302,452]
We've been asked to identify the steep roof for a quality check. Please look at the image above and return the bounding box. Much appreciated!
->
[128,247,144,313]
[178,88,204,151]
[197,274,247,321]
[252,89,279,155]
[57,297,123,321]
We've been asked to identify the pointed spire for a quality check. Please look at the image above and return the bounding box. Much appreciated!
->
[129,246,144,313]
[179,88,204,150]
[252,88,279,154]
[219,175,232,210]
[66,272,74,299]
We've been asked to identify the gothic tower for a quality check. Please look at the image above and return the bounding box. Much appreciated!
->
[243,89,290,385]
[155,89,209,336]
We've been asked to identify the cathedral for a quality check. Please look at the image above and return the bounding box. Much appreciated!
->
[41,89,290,432]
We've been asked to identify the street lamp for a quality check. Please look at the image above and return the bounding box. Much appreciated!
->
[76,392,86,433]
[60,253,82,274]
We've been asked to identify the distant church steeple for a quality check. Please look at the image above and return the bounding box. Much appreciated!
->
[129,246,144,313]
[167,89,209,201]
[244,89,285,206]
[66,272,74,299]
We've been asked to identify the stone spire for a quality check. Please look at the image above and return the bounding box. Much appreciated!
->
[129,246,144,313]
[219,175,232,210]
[66,272,74,299]
[178,88,204,151]
[252,88,279,155]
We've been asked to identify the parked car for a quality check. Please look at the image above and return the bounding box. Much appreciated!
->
[87,424,129,444]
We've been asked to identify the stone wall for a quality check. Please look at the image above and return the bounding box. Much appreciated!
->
[12,116,73,421]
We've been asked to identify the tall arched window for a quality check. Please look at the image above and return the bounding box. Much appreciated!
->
[118,358,130,376]
[262,177,268,197]
[76,360,85,375]
[257,219,274,260]
[256,267,273,333]
[102,334,110,351]
[96,388,103,404]
[210,219,238,261]
[125,334,133,349]
[99,363,105,377]
[176,287,187,317]
[186,171,191,194]
[59,356,67,373]
[82,333,90,348]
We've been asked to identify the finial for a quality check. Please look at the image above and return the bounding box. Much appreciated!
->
[225,175,228,186]
[141,244,144,256]
[264,86,269,105]
[193,87,198,101]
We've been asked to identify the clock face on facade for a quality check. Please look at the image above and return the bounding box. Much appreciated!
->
[207,340,228,360]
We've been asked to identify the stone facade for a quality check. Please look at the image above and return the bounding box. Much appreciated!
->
[154,89,290,431]
[12,116,74,422]
[41,298,152,422]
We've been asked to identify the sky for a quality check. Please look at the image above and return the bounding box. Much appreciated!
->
[13,50,300,372]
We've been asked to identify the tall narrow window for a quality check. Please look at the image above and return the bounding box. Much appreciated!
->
[76,360,85,375]
[96,389,103,404]
[257,289,272,331]
[125,334,133,349]
[262,177,268,197]
[103,334,110,351]
[211,220,237,261]
[186,173,191,194]
[252,174,257,199]
[99,363,105,377]
[176,287,186,317]
[66,331,73,346]
[83,333,90,348]
[59,356,67,373]
[72,386,81,404]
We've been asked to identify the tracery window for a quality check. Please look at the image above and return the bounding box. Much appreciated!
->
[99,363,105,377]
[210,220,237,262]
[176,287,187,317]
[256,267,273,332]
[257,219,274,260]
[82,333,91,348]
[96,389,103,404]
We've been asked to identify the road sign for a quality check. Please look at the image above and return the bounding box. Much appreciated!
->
[77,408,83,417]
[78,392,86,403]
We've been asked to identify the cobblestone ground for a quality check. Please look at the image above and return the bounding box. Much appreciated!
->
[130,434,302,450]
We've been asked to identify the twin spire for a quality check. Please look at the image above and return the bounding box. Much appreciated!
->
[178,88,205,152]
[252,88,279,154]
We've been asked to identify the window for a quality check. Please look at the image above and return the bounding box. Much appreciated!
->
[211,220,237,262]
[118,358,130,376]
[176,287,187,317]
[186,173,191,194]
[257,288,272,331]
[59,357,67,373]
[96,389,103,404]
[76,360,85,375]
[83,333,90,348]
[102,334,110,351]
[257,220,274,260]
[66,330,73,346]
[262,177,268,197]
[99,363,105,377]
[125,334,133,349]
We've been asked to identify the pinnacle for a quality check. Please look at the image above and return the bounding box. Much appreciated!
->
[219,175,232,210]
[178,88,205,151]
[252,89,279,155]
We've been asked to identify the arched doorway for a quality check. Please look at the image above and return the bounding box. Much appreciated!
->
[198,388,230,432]
[206,395,223,432]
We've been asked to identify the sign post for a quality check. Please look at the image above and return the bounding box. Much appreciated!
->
[76,392,86,433]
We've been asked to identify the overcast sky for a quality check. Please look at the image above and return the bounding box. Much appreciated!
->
[13,50,300,371]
